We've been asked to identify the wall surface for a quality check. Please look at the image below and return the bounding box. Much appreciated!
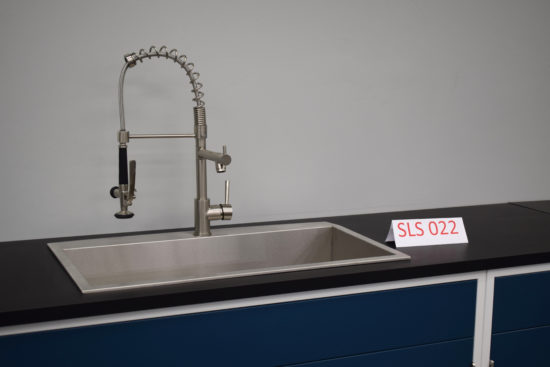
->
[0,0,549,242]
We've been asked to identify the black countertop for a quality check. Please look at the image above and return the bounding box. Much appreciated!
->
[511,200,550,215]
[1,202,550,328]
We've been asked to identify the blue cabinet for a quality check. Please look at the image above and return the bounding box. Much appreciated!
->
[0,280,477,366]
[283,338,473,367]
[491,326,550,367]
[492,270,550,332]
[491,270,550,367]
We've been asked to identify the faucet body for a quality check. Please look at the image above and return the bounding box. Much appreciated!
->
[192,106,232,236]
[110,46,232,236]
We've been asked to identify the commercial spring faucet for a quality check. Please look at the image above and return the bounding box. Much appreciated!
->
[109,46,233,236]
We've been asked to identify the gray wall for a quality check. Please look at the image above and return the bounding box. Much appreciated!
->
[1,0,549,242]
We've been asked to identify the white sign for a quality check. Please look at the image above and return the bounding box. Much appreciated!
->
[385,217,468,247]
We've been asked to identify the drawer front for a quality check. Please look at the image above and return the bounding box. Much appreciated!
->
[492,270,550,333]
[491,325,550,367]
[0,280,476,367]
[283,338,473,367]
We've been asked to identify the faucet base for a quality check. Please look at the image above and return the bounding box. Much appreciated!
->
[194,198,211,236]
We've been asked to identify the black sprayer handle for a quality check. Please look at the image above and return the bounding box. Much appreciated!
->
[119,147,129,185]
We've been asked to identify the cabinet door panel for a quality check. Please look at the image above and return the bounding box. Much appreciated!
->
[491,325,550,367]
[0,280,476,367]
[493,271,550,332]
[284,338,473,367]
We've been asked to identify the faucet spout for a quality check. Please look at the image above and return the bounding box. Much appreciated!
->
[110,46,233,236]
[197,149,232,166]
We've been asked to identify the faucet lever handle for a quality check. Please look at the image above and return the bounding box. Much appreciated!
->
[224,180,230,205]
[221,179,233,220]
[129,160,136,200]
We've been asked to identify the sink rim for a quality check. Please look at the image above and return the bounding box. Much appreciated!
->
[48,222,410,294]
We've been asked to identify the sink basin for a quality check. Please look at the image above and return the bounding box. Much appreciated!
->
[48,222,410,294]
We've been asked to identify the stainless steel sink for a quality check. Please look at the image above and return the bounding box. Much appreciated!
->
[48,222,410,294]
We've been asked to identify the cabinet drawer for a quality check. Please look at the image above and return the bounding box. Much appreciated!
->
[491,325,550,367]
[283,338,473,367]
[492,270,550,332]
[0,280,476,367]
